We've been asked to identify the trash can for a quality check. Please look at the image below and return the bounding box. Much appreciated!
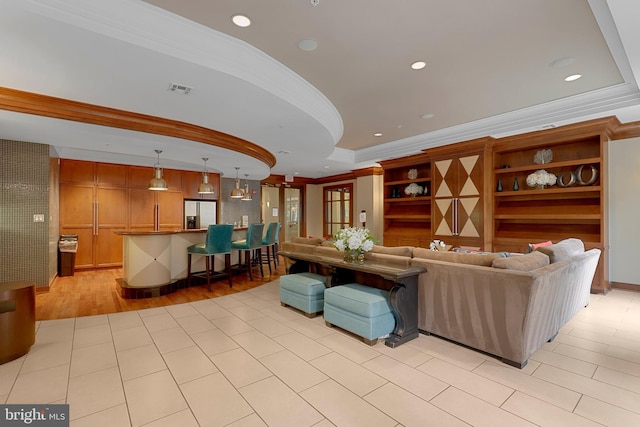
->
[58,234,78,277]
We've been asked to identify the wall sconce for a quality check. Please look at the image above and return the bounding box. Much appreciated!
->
[148,149,168,191]
[241,174,252,201]
[197,157,214,194]
[230,167,245,198]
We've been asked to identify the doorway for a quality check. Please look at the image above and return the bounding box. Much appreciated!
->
[261,185,304,243]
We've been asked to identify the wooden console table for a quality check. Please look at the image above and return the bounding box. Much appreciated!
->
[279,250,425,348]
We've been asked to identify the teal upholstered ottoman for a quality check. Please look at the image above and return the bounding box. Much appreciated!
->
[279,273,327,317]
[323,283,395,345]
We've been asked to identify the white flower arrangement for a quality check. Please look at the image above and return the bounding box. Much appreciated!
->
[526,169,557,188]
[333,227,376,252]
[404,182,424,196]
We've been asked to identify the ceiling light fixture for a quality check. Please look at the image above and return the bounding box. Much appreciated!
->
[564,74,582,82]
[197,157,214,194]
[148,150,168,191]
[230,167,245,198]
[241,174,253,201]
[411,61,427,70]
[374,132,383,137]
[231,14,251,27]
[420,113,435,119]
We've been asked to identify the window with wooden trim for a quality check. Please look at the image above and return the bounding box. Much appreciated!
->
[324,183,353,238]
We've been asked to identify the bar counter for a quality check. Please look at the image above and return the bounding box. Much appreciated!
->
[114,228,247,298]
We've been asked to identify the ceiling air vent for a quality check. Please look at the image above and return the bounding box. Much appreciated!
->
[168,83,192,95]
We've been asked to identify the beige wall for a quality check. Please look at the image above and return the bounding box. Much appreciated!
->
[609,137,640,285]
[306,175,384,242]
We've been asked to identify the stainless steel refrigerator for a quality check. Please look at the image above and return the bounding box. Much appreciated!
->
[184,199,217,229]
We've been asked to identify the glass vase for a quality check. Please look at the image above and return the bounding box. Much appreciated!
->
[344,249,364,264]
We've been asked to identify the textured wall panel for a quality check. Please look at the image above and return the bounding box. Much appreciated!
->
[0,140,50,288]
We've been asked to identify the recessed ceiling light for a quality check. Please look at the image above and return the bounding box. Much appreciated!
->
[411,61,427,70]
[374,132,383,137]
[420,113,434,119]
[564,74,582,82]
[231,14,251,27]
[298,39,318,51]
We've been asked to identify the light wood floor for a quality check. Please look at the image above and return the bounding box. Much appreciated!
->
[36,260,286,321]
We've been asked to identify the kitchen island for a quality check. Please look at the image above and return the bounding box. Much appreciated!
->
[114,228,247,298]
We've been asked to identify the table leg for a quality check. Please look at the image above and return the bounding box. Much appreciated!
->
[385,276,420,348]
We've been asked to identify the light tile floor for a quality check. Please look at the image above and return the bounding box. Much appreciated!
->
[3,282,640,426]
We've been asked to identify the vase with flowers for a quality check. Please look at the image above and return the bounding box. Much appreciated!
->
[404,182,424,197]
[333,227,376,264]
[526,169,557,189]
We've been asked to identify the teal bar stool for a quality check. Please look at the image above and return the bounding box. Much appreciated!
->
[187,224,234,291]
[231,223,264,280]
[261,222,280,273]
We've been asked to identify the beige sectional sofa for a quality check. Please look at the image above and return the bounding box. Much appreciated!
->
[279,237,600,368]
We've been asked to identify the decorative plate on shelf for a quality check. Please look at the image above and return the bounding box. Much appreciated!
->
[407,168,418,180]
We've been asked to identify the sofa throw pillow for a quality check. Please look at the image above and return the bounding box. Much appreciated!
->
[535,238,584,263]
[492,250,550,271]
[525,240,552,253]
[412,247,502,266]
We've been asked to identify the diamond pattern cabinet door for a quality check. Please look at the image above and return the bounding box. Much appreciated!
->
[432,154,483,246]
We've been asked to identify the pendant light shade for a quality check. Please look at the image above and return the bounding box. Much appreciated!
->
[197,157,215,194]
[148,149,168,191]
[230,167,245,198]
[241,174,252,201]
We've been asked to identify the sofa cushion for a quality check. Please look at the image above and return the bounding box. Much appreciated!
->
[491,251,550,271]
[412,247,502,266]
[535,238,584,263]
[371,245,413,257]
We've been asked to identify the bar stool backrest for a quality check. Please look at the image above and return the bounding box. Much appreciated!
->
[247,223,265,250]
[263,222,278,246]
[205,224,234,253]
[273,222,281,244]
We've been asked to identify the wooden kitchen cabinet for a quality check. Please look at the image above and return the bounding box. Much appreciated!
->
[182,170,220,200]
[59,160,127,269]
[128,167,184,231]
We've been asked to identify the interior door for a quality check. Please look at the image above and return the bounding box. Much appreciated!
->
[284,187,301,241]
[261,185,303,243]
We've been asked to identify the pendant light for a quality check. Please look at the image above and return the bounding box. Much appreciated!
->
[148,149,168,191]
[197,157,214,194]
[230,167,245,198]
[241,174,252,201]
